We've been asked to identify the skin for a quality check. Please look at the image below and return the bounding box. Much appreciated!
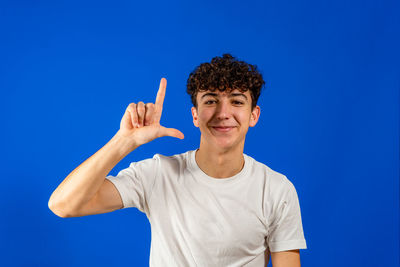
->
[191,88,260,178]
[270,250,301,267]
[118,77,184,146]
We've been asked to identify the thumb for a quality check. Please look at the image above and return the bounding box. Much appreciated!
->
[159,126,185,140]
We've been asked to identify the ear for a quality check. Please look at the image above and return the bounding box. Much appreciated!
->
[191,106,199,127]
[249,105,260,127]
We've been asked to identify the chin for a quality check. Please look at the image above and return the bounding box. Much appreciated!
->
[211,138,238,150]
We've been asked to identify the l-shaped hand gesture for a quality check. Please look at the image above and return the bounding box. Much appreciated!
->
[118,78,184,146]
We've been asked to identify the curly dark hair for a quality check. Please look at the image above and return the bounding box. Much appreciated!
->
[186,53,265,109]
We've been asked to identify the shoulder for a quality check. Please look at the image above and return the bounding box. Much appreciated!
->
[153,150,188,161]
[124,151,188,173]
[246,154,296,197]
[150,150,191,171]
[152,150,189,163]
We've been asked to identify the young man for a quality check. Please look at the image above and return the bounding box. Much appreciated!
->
[49,54,307,266]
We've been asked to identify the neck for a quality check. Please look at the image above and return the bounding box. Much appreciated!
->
[195,137,245,178]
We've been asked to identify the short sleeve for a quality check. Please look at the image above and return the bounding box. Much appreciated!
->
[105,154,160,213]
[267,180,307,252]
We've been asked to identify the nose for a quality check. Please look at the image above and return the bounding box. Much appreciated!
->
[215,99,231,120]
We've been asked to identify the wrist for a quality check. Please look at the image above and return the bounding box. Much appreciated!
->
[112,131,140,155]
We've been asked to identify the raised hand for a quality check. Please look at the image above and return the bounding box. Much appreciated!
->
[117,78,184,146]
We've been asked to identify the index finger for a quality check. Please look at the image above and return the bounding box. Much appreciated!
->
[155,77,166,109]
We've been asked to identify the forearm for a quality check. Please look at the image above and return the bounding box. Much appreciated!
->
[48,131,138,216]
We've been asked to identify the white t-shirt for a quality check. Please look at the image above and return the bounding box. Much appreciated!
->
[106,149,307,266]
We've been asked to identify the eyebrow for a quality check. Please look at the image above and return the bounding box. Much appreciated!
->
[200,92,248,100]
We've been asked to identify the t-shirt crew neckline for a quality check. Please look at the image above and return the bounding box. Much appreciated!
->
[188,149,250,187]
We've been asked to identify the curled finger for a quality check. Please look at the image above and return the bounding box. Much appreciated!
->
[137,101,145,127]
[144,103,155,126]
[128,103,139,128]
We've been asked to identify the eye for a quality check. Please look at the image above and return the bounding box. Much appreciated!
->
[232,100,244,105]
[205,100,216,105]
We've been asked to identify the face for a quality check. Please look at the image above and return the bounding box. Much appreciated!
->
[191,89,260,151]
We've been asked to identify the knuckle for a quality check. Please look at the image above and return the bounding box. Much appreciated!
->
[127,104,136,112]
[127,104,136,111]
[128,108,137,116]
[127,107,137,117]
[126,109,134,117]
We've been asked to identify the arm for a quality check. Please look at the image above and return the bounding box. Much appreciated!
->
[270,250,301,267]
[48,132,137,217]
[48,78,184,217]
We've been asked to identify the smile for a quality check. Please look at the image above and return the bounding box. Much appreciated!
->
[211,126,235,132]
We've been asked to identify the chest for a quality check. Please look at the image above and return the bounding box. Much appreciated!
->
[148,172,268,255]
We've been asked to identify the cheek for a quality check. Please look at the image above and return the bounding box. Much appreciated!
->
[198,110,213,123]
[235,110,251,125]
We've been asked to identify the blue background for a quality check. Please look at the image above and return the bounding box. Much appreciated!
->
[0,0,398,266]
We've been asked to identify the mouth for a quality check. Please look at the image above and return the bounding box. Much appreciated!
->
[211,126,235,132]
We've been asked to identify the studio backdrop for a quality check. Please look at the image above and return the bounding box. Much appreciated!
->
[0,0,398,266]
